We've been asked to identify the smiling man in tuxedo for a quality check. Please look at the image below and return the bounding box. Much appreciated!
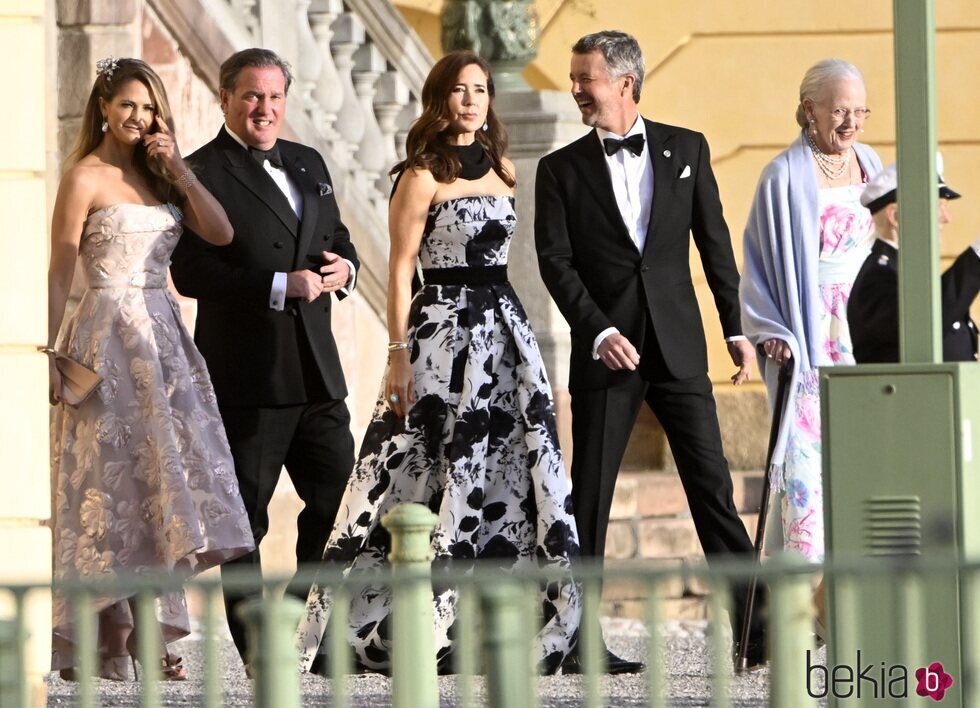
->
[170,48,357,671]
[535,30,765,672]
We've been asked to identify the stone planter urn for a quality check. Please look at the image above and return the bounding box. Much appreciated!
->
[440,0,537,92]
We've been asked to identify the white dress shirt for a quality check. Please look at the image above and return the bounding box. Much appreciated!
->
[590,116,744,358]
[224,126,355,310]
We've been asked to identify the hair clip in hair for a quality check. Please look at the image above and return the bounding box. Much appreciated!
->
[96,56,119,81]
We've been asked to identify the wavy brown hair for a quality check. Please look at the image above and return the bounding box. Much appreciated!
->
[391,51,514,187]
[65,58,180,203]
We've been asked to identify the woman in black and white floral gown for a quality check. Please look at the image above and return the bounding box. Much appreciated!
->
[297,50,581,675]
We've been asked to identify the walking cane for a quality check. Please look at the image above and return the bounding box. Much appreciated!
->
[735,359,792,672]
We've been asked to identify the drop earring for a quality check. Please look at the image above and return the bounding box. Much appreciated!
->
[808,118,816,136]
[482,121,488,132]
[101,120,109,133]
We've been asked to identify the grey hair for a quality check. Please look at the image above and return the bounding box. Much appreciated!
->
[572,31,645,103]
[219,48,293,95]
[795,59,865,128]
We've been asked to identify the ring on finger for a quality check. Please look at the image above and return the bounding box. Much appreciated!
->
[389,393,400,404]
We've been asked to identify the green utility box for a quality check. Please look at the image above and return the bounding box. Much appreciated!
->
[822,363,980,706]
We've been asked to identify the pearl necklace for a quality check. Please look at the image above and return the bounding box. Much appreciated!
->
[806,131,851,181]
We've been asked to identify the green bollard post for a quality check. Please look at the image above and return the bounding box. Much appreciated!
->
[237,594,306,708]
[382,502,439,708]
[770,558,818,708]
[482,582,535,708]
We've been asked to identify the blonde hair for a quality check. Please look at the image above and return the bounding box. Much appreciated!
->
[795,59,865,128]
[66,58,180,203]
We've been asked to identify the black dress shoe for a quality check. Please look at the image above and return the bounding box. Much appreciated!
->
[562,648,646,675]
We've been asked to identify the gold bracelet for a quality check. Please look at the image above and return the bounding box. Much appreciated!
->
[175,169,198,190]
[387,342,409,352]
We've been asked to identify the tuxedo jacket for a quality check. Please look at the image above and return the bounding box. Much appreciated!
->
[535,119,742,389]
[170,128,359,406]
[848,238,979,363]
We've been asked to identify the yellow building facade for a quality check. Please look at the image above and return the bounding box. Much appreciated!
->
[398,0,980,380]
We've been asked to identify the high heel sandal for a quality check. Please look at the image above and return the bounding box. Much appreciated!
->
[126,634,188,681]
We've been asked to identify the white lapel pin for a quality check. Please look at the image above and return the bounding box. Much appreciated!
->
[663,149,671,158]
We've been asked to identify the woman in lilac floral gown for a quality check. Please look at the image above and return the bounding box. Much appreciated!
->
[297,51,580,676]
[740,59,882,564]
[46,58,253,680]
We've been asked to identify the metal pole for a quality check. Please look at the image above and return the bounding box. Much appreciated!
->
[382,503,439,708]
[203,586,222,708]
[708,582,731,706]
[0,618,23,708]
[893,0,941,363]
[135,590,160,708]
[769,559,818,708]
[238,594,306,708]
[482,582,535,708]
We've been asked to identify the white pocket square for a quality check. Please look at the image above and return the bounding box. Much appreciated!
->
[317,181,333,196]
[679,165,691,179]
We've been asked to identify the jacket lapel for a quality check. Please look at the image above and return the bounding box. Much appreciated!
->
[569,131,632,242]
[216,130,300,238]
[282,146,319,271]
[643,120,674,258]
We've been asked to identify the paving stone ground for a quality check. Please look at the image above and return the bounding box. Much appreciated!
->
[45,618,828,707]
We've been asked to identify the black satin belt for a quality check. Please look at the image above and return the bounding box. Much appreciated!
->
[421,265,509,286]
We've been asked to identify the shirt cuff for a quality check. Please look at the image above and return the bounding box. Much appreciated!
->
[971,236,980,257]
[339,259,357,295]
[725,335,748,343]
[270,272,287,311]
[592,327,619,359]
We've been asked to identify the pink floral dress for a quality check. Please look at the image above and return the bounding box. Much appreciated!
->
[781,184,873,561]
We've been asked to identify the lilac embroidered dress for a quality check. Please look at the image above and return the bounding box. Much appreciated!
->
[50,203,254,669]
[780,185,873,561]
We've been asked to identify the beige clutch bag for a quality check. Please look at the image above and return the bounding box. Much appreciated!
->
[39,347,102,407]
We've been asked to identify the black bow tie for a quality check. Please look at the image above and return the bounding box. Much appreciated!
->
[249,143,283,168]
[603,134,645,157]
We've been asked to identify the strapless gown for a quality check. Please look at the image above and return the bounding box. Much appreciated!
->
[297,195,581,675]
[50,203,254,669]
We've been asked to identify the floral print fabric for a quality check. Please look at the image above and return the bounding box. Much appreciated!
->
[780,185,873,562]
[50,203,254,669]
[297,195,581,674]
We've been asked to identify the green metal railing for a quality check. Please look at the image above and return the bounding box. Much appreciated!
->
[5,505,980,707]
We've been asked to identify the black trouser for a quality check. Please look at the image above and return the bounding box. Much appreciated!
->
[569,331,765,644]
[218,400,354,661]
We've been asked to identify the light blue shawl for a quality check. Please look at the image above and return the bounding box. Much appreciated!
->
[739,131,882,479]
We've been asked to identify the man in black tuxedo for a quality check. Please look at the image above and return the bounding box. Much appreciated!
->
[170,48,356,669]
[535,31,765,672]
[849,160,979,363]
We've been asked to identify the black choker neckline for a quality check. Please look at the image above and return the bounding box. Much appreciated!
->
[453,141,492,180]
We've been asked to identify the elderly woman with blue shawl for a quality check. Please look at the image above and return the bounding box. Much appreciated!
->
[740,59,882,567]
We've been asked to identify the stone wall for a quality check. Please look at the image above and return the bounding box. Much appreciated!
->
[0,0,55,701]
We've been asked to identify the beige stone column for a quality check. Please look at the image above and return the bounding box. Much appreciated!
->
[0,0,53,703]
[493,90,586,456]
[55,0,139,159]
